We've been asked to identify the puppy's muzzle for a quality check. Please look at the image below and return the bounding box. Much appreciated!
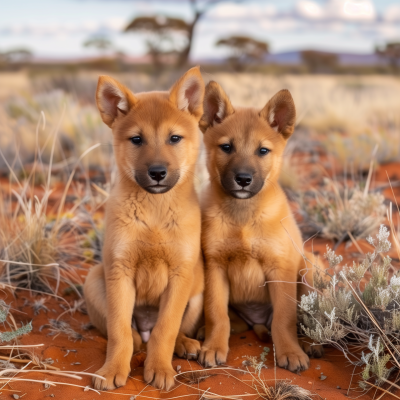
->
[148,165,167,183]
[234,173,252,188]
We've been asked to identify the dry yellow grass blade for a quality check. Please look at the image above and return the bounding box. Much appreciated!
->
[0,344,44,350]
[347,230,364,254]
[363,380,400,400]
[387,203,400,261]
[0,356,55,369]
[91,182,109,198]
[385,172,400,260]
[55,142,101,227]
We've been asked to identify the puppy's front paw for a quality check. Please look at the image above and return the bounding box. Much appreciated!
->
[199,343,228,368]
[93,362,130,390]
[276,348,310,372]
[300,339,324,359]
[175,335,201,360]
[144,359,176,390]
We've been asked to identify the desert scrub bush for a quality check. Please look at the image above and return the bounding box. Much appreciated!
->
[299,225,400,390]
[243,347,270,376]
[0,300,32,343]
[297,177,386,242]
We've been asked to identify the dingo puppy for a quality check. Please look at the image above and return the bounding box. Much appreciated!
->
[198,81,322,372]
[84,67,205,390]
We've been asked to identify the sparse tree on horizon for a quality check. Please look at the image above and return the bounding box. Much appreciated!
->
[375,42,400,74]
[175,0,242,67]
[0,47,32,64]
[124,0,243,68]
[83,36,114,56]
[216,35,268,71]
[300,50,338,73]
[124,16,189,71]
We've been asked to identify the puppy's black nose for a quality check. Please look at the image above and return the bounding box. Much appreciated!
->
[148,165,167,182]
[235,173,252,187]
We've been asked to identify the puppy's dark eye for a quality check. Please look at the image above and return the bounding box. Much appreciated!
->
[170,135,182,144]
[220,144,231,153]
[130,136,142,145]
[259,147,270,156]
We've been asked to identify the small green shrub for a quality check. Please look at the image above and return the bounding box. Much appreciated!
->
[299,225,400,389]
[0,300,32,343]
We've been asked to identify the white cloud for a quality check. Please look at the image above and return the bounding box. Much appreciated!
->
[296,1,325,19]
[342,0,375,21]
[1,0,400,58]
[296,0,376,22]
[0,17,126,37]
[211,2,276,21]
[384,4,400,22]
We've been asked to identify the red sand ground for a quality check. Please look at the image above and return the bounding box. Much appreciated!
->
[1,161,400,399]
[3,239,398,400]
[3,291,378,400]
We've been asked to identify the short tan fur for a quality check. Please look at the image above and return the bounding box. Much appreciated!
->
[84,67,205,391]
[198,81,322,372]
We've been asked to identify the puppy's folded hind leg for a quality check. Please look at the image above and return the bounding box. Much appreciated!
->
[197,307,250,342]
[175,293,203,360]
[253,324,270,342]
[228,308,249,335]
[84,263,142,351]
[84,264,108,337]
[131,319,144,351]
[196,325,205,341]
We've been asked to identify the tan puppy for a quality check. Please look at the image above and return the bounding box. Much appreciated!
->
[84,67,205,391]
[198,81,321,372]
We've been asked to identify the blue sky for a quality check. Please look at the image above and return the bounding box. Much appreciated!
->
[1,0,400,59]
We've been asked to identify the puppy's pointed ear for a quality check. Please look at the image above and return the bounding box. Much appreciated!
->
[199,81,234,133]
[96,76,138,128]
[169,66,205,119]
[260,89,296,139]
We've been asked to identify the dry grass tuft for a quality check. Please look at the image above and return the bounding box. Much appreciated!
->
[176,370,216,384]
[0,188,80,293]
[297,175,386,243]
[174,366,314,400]
[252,379,313,400]
[324,127,400,170]
[39,319,85,342]
[0,108,108,295]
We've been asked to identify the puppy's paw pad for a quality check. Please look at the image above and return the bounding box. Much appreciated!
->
[93,366,129,390]
[301,341,324,358]
[144,363,176,390]
[175,336,201,360]
[277,350,310,372]
[199,346,228,368]
[310,344,324,358]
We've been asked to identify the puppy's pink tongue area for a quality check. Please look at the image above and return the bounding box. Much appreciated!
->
[140,330,151,343]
